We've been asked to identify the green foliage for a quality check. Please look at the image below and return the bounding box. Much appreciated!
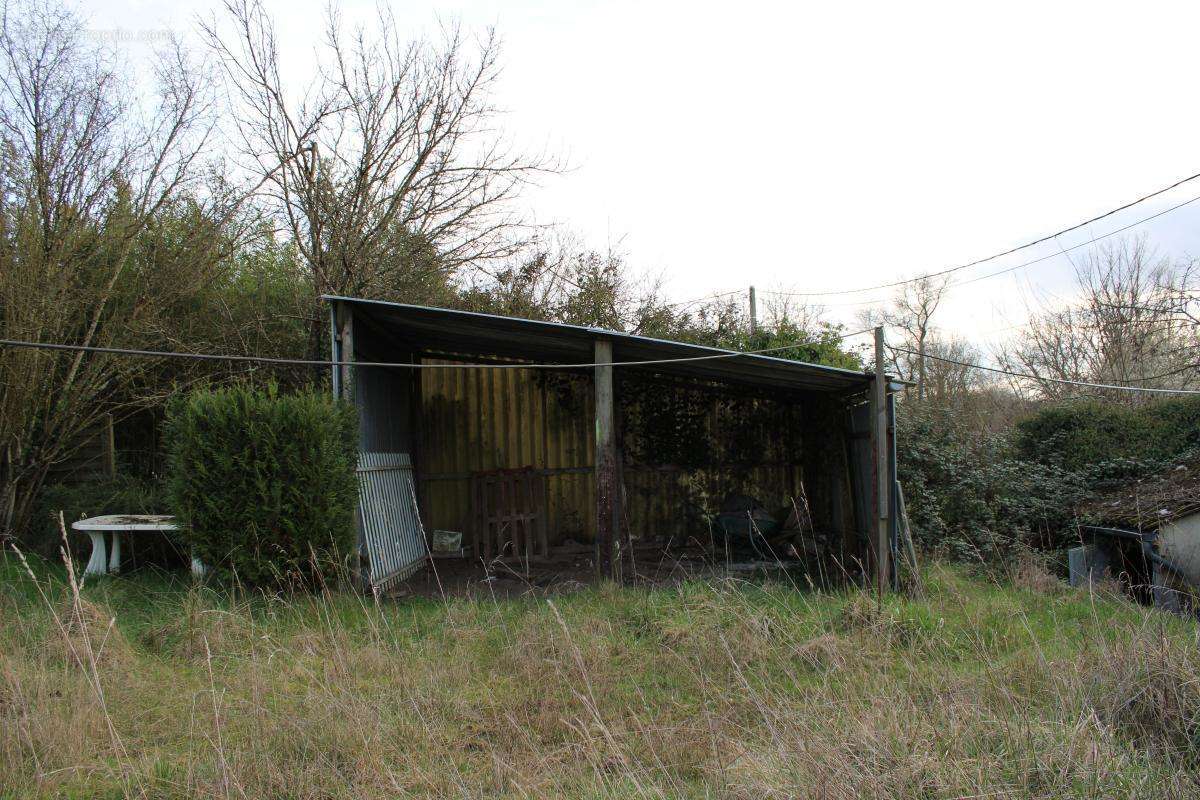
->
[1015,397,1200,475]
[165,385,359,587]
[30,476,170,561]
[618,375,804,469]
[676,318,865,371]
[903,396,1200,562]
[898,404,1088,561]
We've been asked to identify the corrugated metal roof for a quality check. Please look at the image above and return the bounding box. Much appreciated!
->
[324,296,873,394]
[1079,458,1200,530]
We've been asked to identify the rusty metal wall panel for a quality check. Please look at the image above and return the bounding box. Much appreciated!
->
[357,452,426,591]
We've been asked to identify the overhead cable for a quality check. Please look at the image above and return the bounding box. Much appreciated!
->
[892,346,1200,395]
[0,327,875,371]
[772,171,1200,297]
[764,192,1200,307]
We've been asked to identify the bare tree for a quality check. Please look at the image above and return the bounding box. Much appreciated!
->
[1001,237,1200,403]
[760,290,829,334]
[0,0,218,538]
[202,0,556,353]
[860,273,949,399]
[921,336,984,407]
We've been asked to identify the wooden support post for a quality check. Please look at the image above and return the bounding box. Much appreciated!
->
[594,339,617,581]
[872,326,891,603]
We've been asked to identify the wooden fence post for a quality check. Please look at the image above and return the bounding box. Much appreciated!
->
[594,339,617,581]
[873,326,891,603]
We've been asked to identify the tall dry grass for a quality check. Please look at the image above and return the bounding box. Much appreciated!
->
[1,551,1198,799]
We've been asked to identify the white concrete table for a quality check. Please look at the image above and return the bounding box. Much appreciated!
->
[71,515,201,576]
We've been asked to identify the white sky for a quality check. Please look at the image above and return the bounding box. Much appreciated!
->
[83,0,1200,352]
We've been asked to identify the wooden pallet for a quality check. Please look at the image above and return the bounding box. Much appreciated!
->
[469,468,549,566]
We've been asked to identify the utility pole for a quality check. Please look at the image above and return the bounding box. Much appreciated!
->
[749,286,758,335]
[872,325,891,605]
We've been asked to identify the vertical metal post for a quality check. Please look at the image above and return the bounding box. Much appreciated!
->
[338,304,355,404]
[594,339,616,581]
[328,303,341,398]
[873,326,890,602]
[749,286,758,335]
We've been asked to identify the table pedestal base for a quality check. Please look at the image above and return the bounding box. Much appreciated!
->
[84,532,108,576]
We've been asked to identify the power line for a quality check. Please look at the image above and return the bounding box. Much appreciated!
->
[892,345,1200,395]
[661,289,743,310]
[0,327,876,372]
[773,170,1200,298]
[765,191,1200,308]
[950,193,1200,290]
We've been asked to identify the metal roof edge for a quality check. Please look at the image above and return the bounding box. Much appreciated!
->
[321,295,873,382]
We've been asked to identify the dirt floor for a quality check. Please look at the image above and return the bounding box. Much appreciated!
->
[389,540,832,599]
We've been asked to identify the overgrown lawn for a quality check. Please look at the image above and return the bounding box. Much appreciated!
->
[2,554,1198,798]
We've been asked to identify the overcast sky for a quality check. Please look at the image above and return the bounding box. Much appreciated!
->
[84,0,1200,351]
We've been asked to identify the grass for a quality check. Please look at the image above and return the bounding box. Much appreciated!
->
[2,551,1199,799]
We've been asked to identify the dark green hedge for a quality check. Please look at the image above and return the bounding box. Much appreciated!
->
[898,396,1200,564]
[165,386,359,587]
[1015,397,1200,478]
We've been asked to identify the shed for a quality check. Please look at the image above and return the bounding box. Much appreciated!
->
[1077,459,1200,612]
[323,296,899,591]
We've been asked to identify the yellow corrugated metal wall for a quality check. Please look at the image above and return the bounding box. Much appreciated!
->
[418,362,596,543]
[417,361,851,548]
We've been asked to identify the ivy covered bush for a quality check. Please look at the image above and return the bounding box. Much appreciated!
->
[897,404,1088,562]
[165,385,359,587]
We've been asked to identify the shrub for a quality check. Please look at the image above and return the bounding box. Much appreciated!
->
[165,385,359,587]
[901,396,1200,565]
[897,404,1087,562]
[1015,396,1200,474]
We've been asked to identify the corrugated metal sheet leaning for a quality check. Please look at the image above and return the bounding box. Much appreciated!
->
[356,452,427,593]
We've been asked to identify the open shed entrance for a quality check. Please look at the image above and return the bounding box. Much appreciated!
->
[326,297,898,593]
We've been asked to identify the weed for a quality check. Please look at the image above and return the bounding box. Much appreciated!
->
[2,555,1198,798]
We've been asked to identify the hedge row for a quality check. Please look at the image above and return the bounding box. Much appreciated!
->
[165,386,359,587]
[1015,396,1200,473]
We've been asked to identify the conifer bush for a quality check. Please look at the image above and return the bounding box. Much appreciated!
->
[165,386,359,587]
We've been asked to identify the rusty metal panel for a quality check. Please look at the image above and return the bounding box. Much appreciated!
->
[357,452,426,592]
[412,356,841,551]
